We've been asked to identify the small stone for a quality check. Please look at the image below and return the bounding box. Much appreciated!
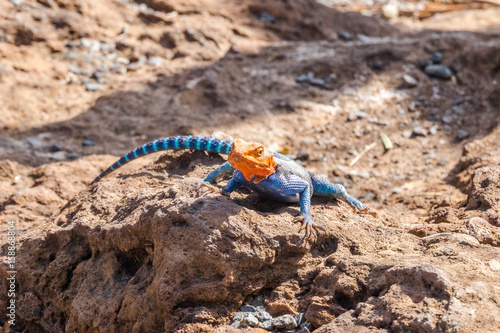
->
[257,311,273,322]
[251,296,265,307]
[408,101,419,112]
[69,63,80,74]
[259,320,273,331]
[338,31,353,41]
[272,315,297,329]
[80,38,92,48]
[452,106,465,115]
[452,96,472,105]
[457,129,469,140]
[240,305,256,312]
[417,96,426,103]
[49,144,62,152]
[424,65,452,80]
[431,52,443,64]
[391,187,404,194]
[66,52,79,60]
[90,41,101,53]
[371,60,384,71]
[403,74,418,87]
[413,127,427,136]
[429,125,439,135]
[348,150,359,156]
[437,158,447,166]
[67,152,79,160]
[397,108,405,115]
[230,321,241,328]
[86,83,102,91]
[116,57,130,65]
[358,171,370,179]
[258,12,275,23]
[147,56,164,66]
[296,151,309,161]
[293,313,305,326]
[82,139,96,147]
[348,111,367,121]
[382,3,399,20]
[240,314,259,327]
[402,130,412,138]
[11,0,23,6]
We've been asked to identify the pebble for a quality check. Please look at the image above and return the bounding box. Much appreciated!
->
[49,144,62,152]
[338,31,354,41]
[348,111,367,121]
[402,130,412,138]
[240,314,259,327]
[11,0,23,6]
[437,158,447,166]
[86,83,102,91]
[403,74,418,87]
[413,127,427,136]
[240,305,256,312]
[397,108,405,115]
[371,60,384,70]
[66,52,79,60]
[429,125,439,135]
[272,315,297,329]
[382,3,399,19]
[424,65,452,80]
[298,322,311,333]
[431,52,443,64]
[259,12,276,23]
[69,63,80,74]
[25,137,42,148]
[259,320,273,331]
[452,96,472,105]
[358,171,370,179]
[348,150,359,156]
[147,56,164,66]
[80,38,92,48]
[293,313,305,326]
[408,101,419,112]
[257,311,273,322]
[457,129,469,140]
[67,152,79,160]
[452,105,465,115]
[90,41,101,53]
[391,187,404,194]
[82,139,96,147]
[251,295,265,307]
[81,77,92,84]
[296,151,309,161]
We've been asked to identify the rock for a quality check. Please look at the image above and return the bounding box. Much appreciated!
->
[293,313,305,326]
[259,320,273,331]
[431,52,443,64]
[338,31,353,41]
[240,305,256,312]
[82,139,96,147]
[412,127,427,137]
[348,111,367,121]
[240,314,259,327]
[271,315,297,329]
[429,125,439,135]
[147,56,164,66]
[66,152,79,159]
[370,60,384,71]
[49,144,62,152]
[80,38,92,48]
[69,63,80,74]
[251,296,265,307]
[424,65,453,80]
[257,311,272,322]
[402,74,418,88]
[466,165,500,213]
[465,217,493,244]
[457,130,469,140]
[86,83,102,91]
[258,12,276,23]
[382,3,399,20]
[452,97,472,105]
[408,101,419,112]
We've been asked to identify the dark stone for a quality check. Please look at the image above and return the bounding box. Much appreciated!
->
[431,52,443,64]
[82,139,96,147]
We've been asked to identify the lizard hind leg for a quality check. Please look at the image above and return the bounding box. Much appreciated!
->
[310,173,377,217]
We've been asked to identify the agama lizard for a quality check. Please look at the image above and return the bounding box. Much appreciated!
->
[91,135,377,239]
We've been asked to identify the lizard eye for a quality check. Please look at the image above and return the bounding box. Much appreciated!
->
[256,148,263,157]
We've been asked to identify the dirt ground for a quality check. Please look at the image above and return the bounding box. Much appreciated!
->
[0,0,499,332]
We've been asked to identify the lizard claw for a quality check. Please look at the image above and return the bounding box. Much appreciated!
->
[292,216,325,241]
[346,197,378,217]
[201,182,221,193]
[159,174,186,187]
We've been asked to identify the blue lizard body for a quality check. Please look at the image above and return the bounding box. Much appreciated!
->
[92,136,376,239]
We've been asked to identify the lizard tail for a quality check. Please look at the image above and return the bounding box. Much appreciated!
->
[91,136,233,184]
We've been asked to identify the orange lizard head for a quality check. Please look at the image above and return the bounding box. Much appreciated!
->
[228,138,276,183]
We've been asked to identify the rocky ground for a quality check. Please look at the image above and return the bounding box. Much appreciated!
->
[1,0,499,332]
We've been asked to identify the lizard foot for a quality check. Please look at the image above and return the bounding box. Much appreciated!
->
[158,174,186,187]
[292,217,325,241]
[201,182,221,193]
[346,197,378,217]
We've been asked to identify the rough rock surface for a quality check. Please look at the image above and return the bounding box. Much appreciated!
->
[1,0,500,332]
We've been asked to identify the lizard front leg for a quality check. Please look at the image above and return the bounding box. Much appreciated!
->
[292,182,326,240]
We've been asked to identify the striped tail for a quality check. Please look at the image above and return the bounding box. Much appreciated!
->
[91,136,233,184]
